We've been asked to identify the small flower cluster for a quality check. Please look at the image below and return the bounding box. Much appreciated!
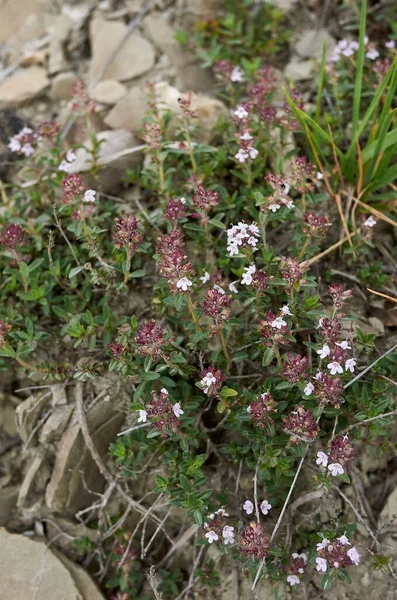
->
[282,353,308,383]
[165,197,186,226]
[264,174,294,213]
[59,150,77,173]
[214,60,243,84]
[8,127,40,157]
[199,366,224,396]
[240,263,272,293]
[0,223,27,251]
[240,521,270,560]
[137,388,183,438]
[136,320,166,358]
[203,509,235,545]
[113,215,142,252]
[107,341,126,360]
[142,123,162,153]
[290,156,316,194]
[226,222,260,256]
[233,108,259,164]
[316,535,360,572]
[192,185,219,223]
[282,257,308,292]
[61,174,96,203]
[286,553,308,586]
[202,287,232,333]
[71,78,96,115]
[156,230,195,293]
[258,308,291,347]
[304,372,344,408]
[283,406,319,442]
[303,212,331,237]
[242,499,272,516]
[316,435,356,476]
[328,284,353,311]
[0,320,11,348]
[331,36,380,62]
[247,392,277,427]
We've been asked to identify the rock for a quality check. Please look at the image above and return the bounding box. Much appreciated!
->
[379,487,397,526]
[45,394,124,512]
[50,72,77,100]
[106,82,227,143]
[284,58,314,81]
[176,64,215,93]
[8,13,46,50]
[0,67,49,107]
[295,28,336,61]
[92,79,127,105]
[0,528,105,600]
[144,13,194,68]
[69,128,142,173]
[89,17,155,83]
[270,0,295,11]
[48,16,73,75]
[0,0,45,43]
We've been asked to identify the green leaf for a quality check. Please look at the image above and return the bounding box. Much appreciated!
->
[262,347,275,366]
[316,41,327,122]
[180,438,189,453]
[121,260,130,274]
[141,371,160,381]
[179,474,191,491]
[19,261,29,281]
[351,0,367,142]
[220,386,238,398]
[130,270,146,278]
[69,266,84,279]
[0,344,16,358]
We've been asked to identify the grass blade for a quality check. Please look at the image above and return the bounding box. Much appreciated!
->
[351,0,367,139]
[315,42,327,122]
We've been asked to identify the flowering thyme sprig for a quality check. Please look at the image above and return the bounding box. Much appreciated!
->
[137,388,183,438]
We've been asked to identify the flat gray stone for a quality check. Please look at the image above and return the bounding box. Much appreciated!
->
[295,28,336,61]
[92,79,127,104]
[0,67,49,107]
[284,58,314,81]
[89,16,155,83]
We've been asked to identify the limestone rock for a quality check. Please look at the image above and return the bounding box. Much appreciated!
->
[379,487,397,526]
[92,79,127,105]
[284,58,314,81]
[295,28,336,61]
[106,82,226,143]
[0,0,46,43]
[89,17,155,83]
[144,13,194,68]
[50,72,77,101]
[0,67,49,107]
[0,529,105,600]
[48,16,73,75]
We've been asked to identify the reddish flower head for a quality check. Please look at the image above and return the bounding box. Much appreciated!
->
[192,185,219,212]
[202,287,232,332]
[329,435,356,469]
[113,215,142,252]
[283,406,319,442]
[303,212,330,237]
[108,342,125,360]
[136,320,166,358]
[61,174,86,201]
[247,392,277,427]
[0,224,27,250]
[240,522,270,560]
[282,353,308,383]
[0,320,11,348]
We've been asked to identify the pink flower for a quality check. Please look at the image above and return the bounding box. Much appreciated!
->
[205,531,218,544]
[260,499,272,515]
[316,557,327,572]
[243,500,254,514]
[347,546,360,565]
[328,463,344,476]
[316,451,329,467]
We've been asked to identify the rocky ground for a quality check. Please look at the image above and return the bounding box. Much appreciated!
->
[0,0,396,598]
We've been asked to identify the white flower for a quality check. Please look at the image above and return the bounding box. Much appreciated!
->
[243,500,254,514]
[317,344,331,359]
[271,316,287,330]
[201,373,217,394]
[84,189,96,202]
[246,406,252,413]
[216,508,229,517]
[226,221,259,257]
[230,66,243,82]
[347,546,360,565]
[328,463,344,476]
[66,150,77,163]
[200,271,211,284]
[179,197,186,204]
[240,132,253,141]
[205,531,218,544]
[366,48,379,60]
[268,203,281,212]
[316,317,324,329]
[234,105,249,119]
[337,534,350,546]
[229,281,239,294]
[316,538,329,551]
[8,137,21,152]
[213,284,226,295]
[138,410,147,423]
[316,451,329,467]
[292,552,308,563]
[316,557,327,572]
[364,36,369,45]
[208,513,215,520]
[176,277,192,292]
[160,388,168,395]
[222,525,235,544]
[336,340,351,350]
[21,143,34,157]
[304,382,315,396]
[235,149,249,163]
[249,147,259,160]
[284,199,295,209]
[345,358,357,373]
[316,172,323,180]
[260,499,272,515]
[327,361,343,375]
[59,160,72,172]
[385,40,396,49]
[315,371,323,380]
[172,403,184,417]
[364,216,377,227]
[287,575,300,586]
[281,305,292,316]
[241,264,256,285]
